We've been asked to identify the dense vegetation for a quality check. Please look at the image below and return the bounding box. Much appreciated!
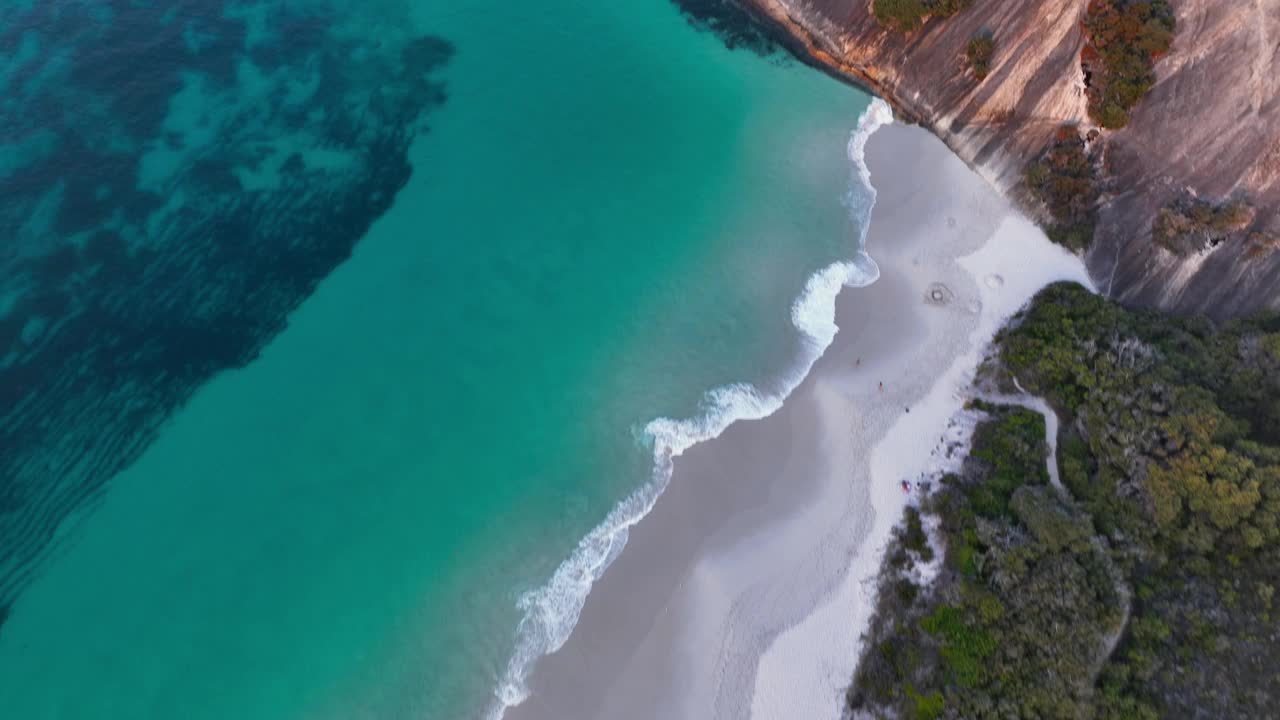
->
[851,283,1280,719]
[872,0,972,33]
[1152,196,1255,257]
[851,404,1127,720]
[1024,127,1099,252]
[965,34,995,80]
[1081,0,1176,129]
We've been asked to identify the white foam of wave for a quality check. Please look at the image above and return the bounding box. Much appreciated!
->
[485,98,894,720]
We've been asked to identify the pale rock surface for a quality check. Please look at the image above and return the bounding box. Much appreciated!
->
[747,0,1280,316]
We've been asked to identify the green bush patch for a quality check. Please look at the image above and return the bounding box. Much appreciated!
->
[873,0,972,33]
[1152,196,1254,257]
[966,33,995,80]
[1024,126,1099,251]
[1081,0,1176,129]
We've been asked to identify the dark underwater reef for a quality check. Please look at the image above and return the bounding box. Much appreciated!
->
[0,0,451,629]
[669,0,784,56]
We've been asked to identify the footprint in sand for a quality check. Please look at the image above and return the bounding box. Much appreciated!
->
[984,274,1005,289]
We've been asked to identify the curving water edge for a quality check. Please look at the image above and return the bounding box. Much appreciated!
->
[486,98,896,720]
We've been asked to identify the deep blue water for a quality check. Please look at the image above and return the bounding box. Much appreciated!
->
[0,1,872,718]
[0,0,450,619]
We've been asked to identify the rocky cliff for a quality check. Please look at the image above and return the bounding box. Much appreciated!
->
[741,0,1280,318]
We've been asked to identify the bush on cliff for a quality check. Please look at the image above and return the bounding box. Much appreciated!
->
[1024,126,1098,251]
[1082,0,1176,129]
[1152,196,1254,256]
[873,0,972,33]
[965,34,995,80]
[1246,231,1280,258]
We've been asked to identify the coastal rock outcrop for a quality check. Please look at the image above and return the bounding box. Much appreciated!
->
[741,0,1280,318]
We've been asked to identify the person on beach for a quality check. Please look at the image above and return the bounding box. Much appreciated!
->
[878,381,884,392]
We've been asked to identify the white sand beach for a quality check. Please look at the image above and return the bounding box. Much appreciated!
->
[503,121,1092,720]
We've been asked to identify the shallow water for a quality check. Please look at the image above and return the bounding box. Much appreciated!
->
[0,1,869,717]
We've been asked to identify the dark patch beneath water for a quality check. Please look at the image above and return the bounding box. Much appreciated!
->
[669,0,785,56]
[0,0,452,631]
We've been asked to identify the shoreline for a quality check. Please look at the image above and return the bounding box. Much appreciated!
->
[487,97,892,720]
[500,121,1092,719]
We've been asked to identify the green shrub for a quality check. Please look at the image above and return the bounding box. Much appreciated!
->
[966,33,995,79]
[920,605,995,687]
[1023,127,1098,251]
[873,0,972,33]
[1245,231,1280,258]
[968,407,1048,519]
[907,686,945,720]
[1152,196,1254,256]
[903,505,934,560]
[1081,0,1176,128]
[873,0,926,32]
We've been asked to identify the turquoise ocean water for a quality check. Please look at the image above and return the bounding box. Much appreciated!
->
[0,1,870,718]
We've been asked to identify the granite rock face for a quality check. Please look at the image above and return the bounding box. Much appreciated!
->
[745,0,1280,318]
